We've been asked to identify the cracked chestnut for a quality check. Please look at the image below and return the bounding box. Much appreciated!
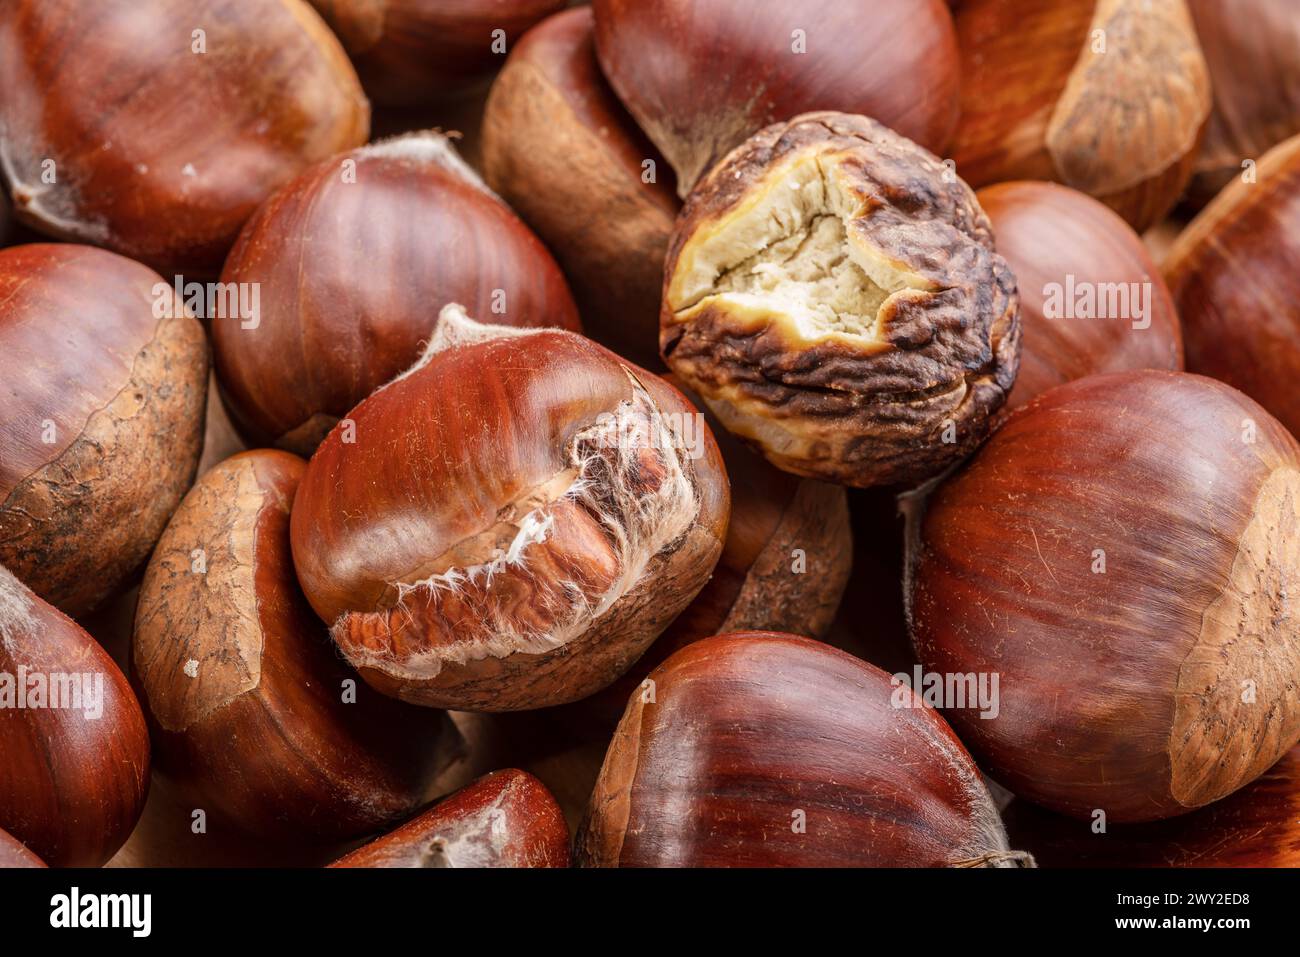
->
[908,370,1300,822]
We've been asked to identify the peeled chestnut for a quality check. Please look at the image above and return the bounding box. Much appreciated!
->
[482,7,678,367]
[330,769,570,868]
[291,306,730,711]
[949,0,1211,232]
[0,244,208,616]
[1185,0,1300,204]
[1005,745,1300,867]
[555,382,851,731]
[1164,134,1300,438]
[908,370,1300,822]
[0,0,368,274]
[0,827,44,868]
[591,0,960,197]
[307,0,567,106]
[214,131,579,455]
[577,632,1029,867]
[0,563,151,867]
[661,112,1020,488]
[978,181,1183,409]
[133,450,458,842]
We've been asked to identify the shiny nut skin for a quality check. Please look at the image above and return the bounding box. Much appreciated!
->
[978,181,1183,410]
[483,7,678,367]
[949,0,1210,232]
[0,244,208,616]
[213,131,579,455]
[291,313,730,712]
[592,0,960,197]
[909,371,1300,822]
[0,0,368,275]
[0,564,151,867]
[133,450,457,842]
[1164,134,1300,439]
[577,633,1026,867]
[661,112,1020,489]
[330,770,570,868]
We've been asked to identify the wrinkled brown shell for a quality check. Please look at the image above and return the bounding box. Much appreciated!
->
[0,244,209,616]
[661,112,1020,489]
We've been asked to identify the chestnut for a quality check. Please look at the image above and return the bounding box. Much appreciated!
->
[978,181,1183,409]
[660,112,1020,488]
[307,0,567,106]
[482,7,679,367]
[213,131,580,455]
[577,632,1030,867]
[948,0,1211,232]
[290,306,731,712]
[591,0,960,197]
[0,827,44,868]
[0,0,369,275]
[1164,133,1300,439]
[330,769,570,868]
[1185,0,1300,204]
[133,449,458,843]
[0,244,208,616]
[908,370,1300,822]
[0,563,151,867]
[1004,744,1300,867]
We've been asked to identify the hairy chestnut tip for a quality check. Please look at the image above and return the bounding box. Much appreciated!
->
[290,313,731,712]
[909,370,1300,822]
[577,632,1029,868]
[661,111,1020,489]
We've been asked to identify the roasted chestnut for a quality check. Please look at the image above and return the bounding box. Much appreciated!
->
[577,632,1030,867]
[1164,133,1300,438]
[1185,0,1300,204]
[330,769,570,867]
[133,449,458,842]
[660,112,1020,488]
[978,181,1183,409]
[0,244,208,616]
[908,370,1300,822]
[213,131,579,455]
[591,0,960,197]
[482,6,678,367]
[949,0,1211,232]
[0,0,369,274]
[290,306,731,711]
[0,563,151,867]
[308,0,567,106]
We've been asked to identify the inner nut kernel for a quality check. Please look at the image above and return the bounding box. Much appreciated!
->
[660,111,1021,488]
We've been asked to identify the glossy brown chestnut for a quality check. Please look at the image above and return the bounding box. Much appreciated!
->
[908,370,1300,822]
[0,0,369,274]
[1185,0,1300,204]
[661,112,1020,488]
[0,244,208,616]
[1164,134,1300,438]
[949,0,1211,232]
[330,769,570,867]
[213,131,579,455]
[0,827,45,868]
[554,381,851,731]
[308,0,567,106]
[291,307,731,712]
[482,7,679,367]
[1005,745,1300,867]
[591,0,960,197]
[978,181,1183,409]
[577,633,1029,867]
[133,450,457,842]
[0,563,151,867]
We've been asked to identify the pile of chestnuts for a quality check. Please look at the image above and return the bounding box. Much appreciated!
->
[2,0,1299,872]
